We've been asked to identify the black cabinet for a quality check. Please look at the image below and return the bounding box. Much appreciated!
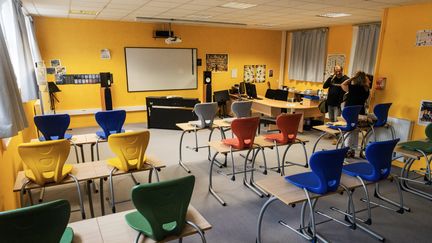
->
[146,97,200,130]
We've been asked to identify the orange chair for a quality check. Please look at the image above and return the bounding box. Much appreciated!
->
[264,113,308,175]
[18,140,86,219]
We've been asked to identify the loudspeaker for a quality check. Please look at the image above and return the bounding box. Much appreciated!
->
[104,87,113,110]
[205,84,212,103]
[100,72,113,87]
[203,71,212,85]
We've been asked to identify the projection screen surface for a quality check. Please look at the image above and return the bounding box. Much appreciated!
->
[125,48,197,92]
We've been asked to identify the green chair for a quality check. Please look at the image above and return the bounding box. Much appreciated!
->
[400,123,432,153]
[0,199,73,243]
[125,175,206,243]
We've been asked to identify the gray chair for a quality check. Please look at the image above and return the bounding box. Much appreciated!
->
[232,101,252,118]
[189,102,219,128]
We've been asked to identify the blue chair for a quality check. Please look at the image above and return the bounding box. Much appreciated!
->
[342,139,407,225]
[312,105,363,153]
[94,110,126,160]
[34,114,72,141]
[360,103,395,152]
[284,147,350,242]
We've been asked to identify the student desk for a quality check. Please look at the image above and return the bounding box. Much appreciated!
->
[68,206,212,243]
[13,157,165,218]
[256,170,386,242]
[251,98,322,133]
[394,144,432,200]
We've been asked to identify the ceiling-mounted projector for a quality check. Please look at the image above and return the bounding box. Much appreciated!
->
[165,36,182,44]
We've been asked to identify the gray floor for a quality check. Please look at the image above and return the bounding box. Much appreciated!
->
[34,123,432,243]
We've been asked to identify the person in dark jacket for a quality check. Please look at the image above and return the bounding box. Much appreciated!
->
[323,65,349,122]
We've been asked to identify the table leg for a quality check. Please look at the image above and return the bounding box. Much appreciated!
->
[91,143,95,161]
[99,178,105,216]
[79,144,85,163]
[86,180,94,218]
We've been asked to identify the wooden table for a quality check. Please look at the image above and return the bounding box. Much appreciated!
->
[251,97,322,133]
[68,206,211,243]
[13,157,165,218]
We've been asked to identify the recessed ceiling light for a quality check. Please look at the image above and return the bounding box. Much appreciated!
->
[187,15,212,19]
[221,2,257,10]
[317,12,352,18]
[69,10,98,15]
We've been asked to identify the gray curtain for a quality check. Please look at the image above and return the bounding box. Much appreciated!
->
[350,24,381,76]
[10,0,38,101]
[0,25,28,138]
[288,28,328,82]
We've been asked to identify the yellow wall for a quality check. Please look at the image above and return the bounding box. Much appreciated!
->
[373,3,432,168]
[284,25,353,90]
[0,102,37,211]
[34,17,282,128]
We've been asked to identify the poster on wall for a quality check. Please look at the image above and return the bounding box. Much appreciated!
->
[206,54,228,72]
[243,65,266,83]
[325,54,345,80]
[416,30,432,47]
[418,100,432,125]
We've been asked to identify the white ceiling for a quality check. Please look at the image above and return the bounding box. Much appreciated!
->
[22,0,432,30]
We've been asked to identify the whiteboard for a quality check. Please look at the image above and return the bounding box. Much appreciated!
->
[125,48,197,92]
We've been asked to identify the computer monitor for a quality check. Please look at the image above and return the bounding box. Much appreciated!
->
[213,90,230,104]
[245,82,257,99]
[239,81,245,94]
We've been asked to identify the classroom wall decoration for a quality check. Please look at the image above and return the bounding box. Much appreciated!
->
[418,100,432,125]
[243,65,266,83]
[325,54,346,79]
[206,54,228,72]
[416,30,432,47]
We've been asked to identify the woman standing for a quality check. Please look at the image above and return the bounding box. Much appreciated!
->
[341,71,371,156]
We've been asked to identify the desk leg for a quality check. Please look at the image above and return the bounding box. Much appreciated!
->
[79,144,85,163]
[100,178,105,216]
[179,130,191,173]
[71,142,80,163]
[86,180,94,218]
[90,143,95,161]
[209,152,226,206]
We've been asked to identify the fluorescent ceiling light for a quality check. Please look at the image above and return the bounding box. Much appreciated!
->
[69,10,98,15]
[221,2,257,10]
[317,12,352,18]
[136,17,246,27]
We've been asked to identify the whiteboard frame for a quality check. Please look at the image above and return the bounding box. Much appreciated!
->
[124,47,198,92]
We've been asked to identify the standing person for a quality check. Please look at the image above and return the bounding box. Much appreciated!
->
[323,65,349,122]
[341,71,371,156]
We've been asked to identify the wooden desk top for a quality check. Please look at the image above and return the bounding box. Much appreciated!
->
[254,135,309,147]
[252,98,318,110]
[69,206,212,243]
[312,125,342,135]
[208,140,262,154]
[212,119,232,128]
[13,157,165,192]
[256,168,364,206]
[30,134,88,145]
[176,122,218,132]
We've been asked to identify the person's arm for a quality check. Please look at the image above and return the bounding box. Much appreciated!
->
[341,78,350,92]
[323,76,334,89]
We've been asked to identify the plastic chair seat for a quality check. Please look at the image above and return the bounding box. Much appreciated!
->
[107,157,148,172]
[125,211,155,239]
[222,138,252,149]
[24,164,73,185]
[60,227,74,243]
[264,133,295,144]
[96,129,125,139]
[342,162,374,180]
[39,133,73,141]
[328,125,354,132]
[399,141,432,153]
[284,172,322,194]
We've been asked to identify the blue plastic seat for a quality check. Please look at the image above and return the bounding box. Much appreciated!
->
[34,114,72,141]
[285,147,349,195]
[95,110,126,139]
[373,103,392,127]
[328,105,363,132]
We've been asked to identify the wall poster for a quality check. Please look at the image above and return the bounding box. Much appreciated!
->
[206,54,228,72]
[418,100,432,125]
[244,65,266,83]
[325,54,345,79]
[416,30,432,47]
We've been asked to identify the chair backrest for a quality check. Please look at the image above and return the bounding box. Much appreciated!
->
[373,103,392,127]
[231,101,252,118]
[365,139,400,181]
[193,102,218,128]
[0,199,71,243]
[95,110,126,138]
[18,140,70,185]
[425,123,432,140]
[276,113,302,143]
[131,175,195,241]
[309,147,349,194]
[231,117,260,149]
[108,131,150,171]
[342,105,363,130]
[34,114,70,140]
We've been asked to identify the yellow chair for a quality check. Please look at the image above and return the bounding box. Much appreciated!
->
[18,139,86,219]
[107,131,159,213]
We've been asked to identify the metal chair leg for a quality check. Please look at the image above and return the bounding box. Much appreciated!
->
[147,163,160,182]
[209,152,226,206]
[20,180,31,207]
[230,146,235,181]
[357,176,372,225]
[256,196,278,243]
[274,141,281,173]
[178,130,191,173]
[312,132,327,153]
[69,173,86,219]
[108,168,118,213]
[186,221,207,243]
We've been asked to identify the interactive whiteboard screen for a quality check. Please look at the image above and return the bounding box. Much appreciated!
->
[125,48,197,92]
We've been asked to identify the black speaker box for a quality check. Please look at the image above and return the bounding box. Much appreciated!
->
[203,71,212,85]
[100,72,113,87]
[104,87,113,110]
[205,84,212,102]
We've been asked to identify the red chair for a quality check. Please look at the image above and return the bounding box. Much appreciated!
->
[264,113,308,175]
[222,117,262,181]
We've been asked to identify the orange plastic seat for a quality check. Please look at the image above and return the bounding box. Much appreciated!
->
[222,117,260,150]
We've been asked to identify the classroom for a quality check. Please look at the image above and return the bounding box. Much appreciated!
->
[1,0,432,242]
